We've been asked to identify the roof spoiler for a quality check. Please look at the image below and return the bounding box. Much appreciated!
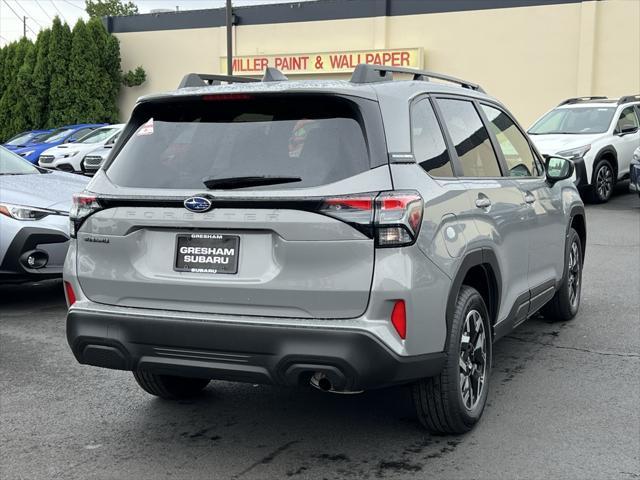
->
[558,96,608,106]
[350,64,485,93]
[178,68,288,88]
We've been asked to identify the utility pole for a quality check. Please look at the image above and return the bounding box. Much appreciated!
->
[226,0,233,75]
[23,16,26,38]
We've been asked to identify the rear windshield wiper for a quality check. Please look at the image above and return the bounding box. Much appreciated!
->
[203,175,302,189]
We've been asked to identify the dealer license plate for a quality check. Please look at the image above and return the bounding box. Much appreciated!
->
[174,233,240,274]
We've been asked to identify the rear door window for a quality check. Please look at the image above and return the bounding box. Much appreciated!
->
[107,95,372,190]
[436,98,502,177]
[481,104,538,177]
[411,98,454,177]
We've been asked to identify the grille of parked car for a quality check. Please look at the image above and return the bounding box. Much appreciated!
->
[39,155,54,164]
[83,156,103,168]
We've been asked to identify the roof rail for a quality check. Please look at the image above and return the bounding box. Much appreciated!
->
[178,73,260,88]
[618,94,640,105]
[558,96,608,106]
[350,64,485,93]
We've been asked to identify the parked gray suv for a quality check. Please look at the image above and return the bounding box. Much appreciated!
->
[64,65,586,434]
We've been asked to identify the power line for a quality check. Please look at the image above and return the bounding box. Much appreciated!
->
[60,0,85,10]
[34,0,54,21]
[1,0,38,37]
[10,0,45,29]
[48,0,68,23]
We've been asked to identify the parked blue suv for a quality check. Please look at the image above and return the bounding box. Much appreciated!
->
[3,129,51,151]
[13,124,107,163]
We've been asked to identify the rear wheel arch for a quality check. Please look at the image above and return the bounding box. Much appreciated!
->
[569,209,586,261]
[446,249,501,340]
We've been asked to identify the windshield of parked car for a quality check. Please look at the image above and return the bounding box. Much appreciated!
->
[5,132,38,146]
[77,127,120,144]
[41,128,74,143]
[106,95,371,190]
[529,107,615,134]
[0,147,40,175]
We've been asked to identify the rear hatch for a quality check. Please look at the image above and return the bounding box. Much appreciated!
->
[75,92,391,319]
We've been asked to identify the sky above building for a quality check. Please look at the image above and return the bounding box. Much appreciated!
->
[0,0,316,45]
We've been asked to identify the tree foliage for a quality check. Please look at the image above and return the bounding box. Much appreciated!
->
[0,16,145,141]
[85,0,139,18]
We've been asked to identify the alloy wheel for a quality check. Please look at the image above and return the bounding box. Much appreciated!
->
[596,165,613,201]
[459,309,487,410]
[567,240,581,308]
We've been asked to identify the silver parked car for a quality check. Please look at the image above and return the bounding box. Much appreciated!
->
[64,65,586,434]
[80,130,122,175]
[0,146,88,283]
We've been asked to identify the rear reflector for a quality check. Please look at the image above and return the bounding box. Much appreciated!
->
[64,281,76,307]
[391,300,406,339]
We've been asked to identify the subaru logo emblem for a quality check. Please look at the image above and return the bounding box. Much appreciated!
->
[184,196,212,213]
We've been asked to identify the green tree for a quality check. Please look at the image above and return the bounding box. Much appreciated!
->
[87,18,119,122]
[0,40,32,140]
[13,40,36,135]
[68,19,104,123]
[29,29,51,128]
[85,0,138,17]
[47,17,73,127]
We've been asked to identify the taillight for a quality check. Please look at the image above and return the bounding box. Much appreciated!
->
[318,191,423,247]
[69,193,102,238]
[64,281,76,307]
[391,300,407,339]
[375,191,423,247]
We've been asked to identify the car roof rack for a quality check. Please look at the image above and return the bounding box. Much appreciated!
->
[177,68,288,88]
[618,94,640,105]
[350,64,485,93]
[558,96,608,106]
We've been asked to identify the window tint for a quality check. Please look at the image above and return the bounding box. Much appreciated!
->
[616,107,639,132]
[411,98,453,177]
[107,95,371,190]
[481,104,538,177]
[437,98,501,177]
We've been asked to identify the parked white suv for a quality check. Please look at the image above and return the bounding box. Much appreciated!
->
[38,125,124,174]
[529,95,640,203]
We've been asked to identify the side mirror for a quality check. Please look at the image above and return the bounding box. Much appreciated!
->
[545,155,574,183]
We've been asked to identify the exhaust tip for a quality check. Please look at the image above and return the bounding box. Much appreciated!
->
[310,371,363,395]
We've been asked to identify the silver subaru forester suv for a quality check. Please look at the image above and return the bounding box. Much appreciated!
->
[64,65,586,434]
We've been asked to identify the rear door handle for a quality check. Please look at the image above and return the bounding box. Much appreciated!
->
[524,191,536,204]
[475,196,492,209]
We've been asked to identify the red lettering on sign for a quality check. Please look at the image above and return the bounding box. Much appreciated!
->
[400,51,410,66]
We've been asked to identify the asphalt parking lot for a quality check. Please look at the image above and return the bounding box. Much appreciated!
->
[1,188,638,480]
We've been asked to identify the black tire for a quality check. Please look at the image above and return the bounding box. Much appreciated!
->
[133,370,210,399]
[412,286,491,435]
[541,228,583,322]
[588,159,615,203]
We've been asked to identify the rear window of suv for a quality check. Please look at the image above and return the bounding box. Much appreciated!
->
[106,94,373,190]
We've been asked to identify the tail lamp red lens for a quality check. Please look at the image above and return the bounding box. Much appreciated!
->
[64,281,76,307]
[391,300,407,339]
[69,193,102,238]
[320,191,423,247]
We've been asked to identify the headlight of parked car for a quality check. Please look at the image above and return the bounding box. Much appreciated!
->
[0,203,66,221]
[19,150,35,158]
[556,145,591,160]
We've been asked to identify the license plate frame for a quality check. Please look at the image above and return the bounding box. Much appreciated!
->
[174,233,240,274]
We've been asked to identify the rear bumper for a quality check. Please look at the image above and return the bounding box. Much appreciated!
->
[66,308,445,391]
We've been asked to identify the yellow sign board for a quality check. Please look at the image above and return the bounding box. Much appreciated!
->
[221,48,423,75]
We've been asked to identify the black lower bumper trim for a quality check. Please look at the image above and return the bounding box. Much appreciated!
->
[67,309,445,390]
